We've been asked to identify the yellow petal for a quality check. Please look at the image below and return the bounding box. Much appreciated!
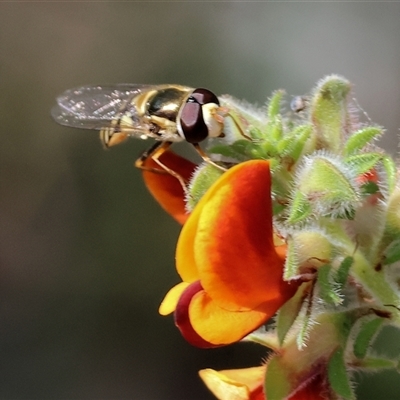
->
[199,366,265,400]
[159,282,190,315]
[188,289,269,345]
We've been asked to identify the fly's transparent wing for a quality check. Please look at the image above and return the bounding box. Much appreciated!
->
[51,84,150,130]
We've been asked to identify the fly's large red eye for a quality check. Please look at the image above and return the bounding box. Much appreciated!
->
[180,100,208,143]
[190,88,220,106]
[179,88,219,143]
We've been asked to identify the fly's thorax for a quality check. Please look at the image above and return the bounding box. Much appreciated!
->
[102,85,192,146]
[134,85,190,118]
[135,85,191,141]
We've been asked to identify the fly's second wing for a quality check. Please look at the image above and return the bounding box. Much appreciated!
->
[51,84,150,132]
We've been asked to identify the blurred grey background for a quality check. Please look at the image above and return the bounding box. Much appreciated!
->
[1,2,400,399]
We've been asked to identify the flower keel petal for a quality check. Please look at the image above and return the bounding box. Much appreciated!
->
[199,366,266,400]
[188,289,272,345]
[174,281,218,348]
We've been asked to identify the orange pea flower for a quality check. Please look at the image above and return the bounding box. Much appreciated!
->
[157,159,299,347]
[199,365,328,400]
[199,366,266,400]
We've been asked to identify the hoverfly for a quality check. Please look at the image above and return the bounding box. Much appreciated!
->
[52,84,228,186]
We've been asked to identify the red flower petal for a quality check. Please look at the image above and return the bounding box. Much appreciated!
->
[174,160,299,346]
[142,150,197,224]
[177,160,296,309]
[195,160,295,311]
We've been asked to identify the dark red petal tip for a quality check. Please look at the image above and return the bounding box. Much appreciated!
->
[174,281,219,348]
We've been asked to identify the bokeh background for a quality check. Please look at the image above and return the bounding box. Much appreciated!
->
[1,2,400,399]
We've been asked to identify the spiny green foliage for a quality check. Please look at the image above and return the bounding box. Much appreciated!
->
[187,75,400,399]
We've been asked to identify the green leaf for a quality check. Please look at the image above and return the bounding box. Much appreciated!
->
[256,139,279,159]
[207,140,252,160]
[359,357,396,370]
[283,238,300,280]
[264,355,292,400]
[276,282,309,345]
[272,202,285,216]
[385,190,400,235]
[336,256,353,287]
[268,116,283,142]
[249,127,264,140]
[382,155,397,193]
[328,347,355,400]
[353,317,385,359]
[296,296,314,350]
[343,126,383,156]
[271,177,290,211]
[287,191,312,224]
[287,125,313,163]
[344,152,382,176]
[382,238,400,266]
[361,181,379,196]
[297,155,359,215]
[207,144,241,159]
[267,90,284,120]
[277,125,312,161]
[318,264,342,306]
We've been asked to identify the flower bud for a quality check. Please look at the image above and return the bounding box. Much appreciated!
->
[309,75,351,153]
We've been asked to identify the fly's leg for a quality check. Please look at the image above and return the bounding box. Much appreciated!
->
[227,112,253,141]
[135,141,169,174]
[135,141,188,191]
[192,143,227,172]
[218,106,252,141]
